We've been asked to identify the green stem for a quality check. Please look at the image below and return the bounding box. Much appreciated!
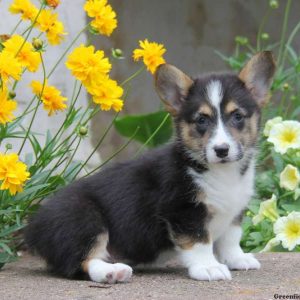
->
[73,112,120,177]
[83,127,139,178]
[47,23,90,78]
[15,4,45,57]
[120,67,145,86]
[18,52,46,155]
[281,20,300,69]
[34,84,83,167]
[10,19,22,35]
[277,0,292,66]
[256,8,271,51]
[134,113,170,157]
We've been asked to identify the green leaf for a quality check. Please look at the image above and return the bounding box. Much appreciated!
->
[0,252,17,265]
[114,111,172,148]
[0,223,25,238]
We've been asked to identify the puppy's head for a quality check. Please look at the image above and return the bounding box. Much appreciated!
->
[155,52,275,164]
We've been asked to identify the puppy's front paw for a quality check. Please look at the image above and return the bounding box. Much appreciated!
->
[188,263,232,281]
[224,253,261,270]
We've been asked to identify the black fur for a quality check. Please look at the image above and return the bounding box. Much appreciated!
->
[25,142,210,278]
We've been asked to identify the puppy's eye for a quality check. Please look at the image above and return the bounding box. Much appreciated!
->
[197,114,210,126]
[231,110,244,123]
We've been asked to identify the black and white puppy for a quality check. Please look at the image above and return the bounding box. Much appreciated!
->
[25,52,275,283]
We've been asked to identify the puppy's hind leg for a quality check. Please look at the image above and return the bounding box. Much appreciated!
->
[82,233,133,284]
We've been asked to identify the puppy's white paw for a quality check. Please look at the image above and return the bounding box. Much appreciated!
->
[113,263,133,283]
[88,259,133,283]
[225,253,261,270]
[188,263,232,281]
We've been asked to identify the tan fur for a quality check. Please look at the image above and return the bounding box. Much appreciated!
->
[225,101,238,114]
[198,104,213,117]
[81,233,109,272]
[179,121,210,155]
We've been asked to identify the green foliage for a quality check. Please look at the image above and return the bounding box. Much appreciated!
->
[114,111,172,148]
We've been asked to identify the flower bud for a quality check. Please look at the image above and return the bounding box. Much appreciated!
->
[235,36,248,46]
[45,0,60,8]
[261,32,269,40]
[112,48,124,59]
[290,95,297,101]
[32,38,43,51]
[78,126,88,136]
[8,90,16,99]
[269,0,279,9]
[5,143,12,150]
[282,83,290,91]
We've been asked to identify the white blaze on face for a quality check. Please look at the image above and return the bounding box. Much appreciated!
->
[205,80,239,163]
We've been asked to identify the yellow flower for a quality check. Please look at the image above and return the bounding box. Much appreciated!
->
[0,88,17,125]
[89,77,124,112]
[268,120,300,154]
[9,0,38,22]
[3,35,41,72]
[252,194,279,225]
[84,0,117,36]
[65,44,111,85]
[36,10,66,45]
[31,80,67,116]
[0,153,30,195]
[133,39,166,74]
[46,20,66,45]
[263,116,282,137]
[0,50,23,83]
[274,211,300,251]
[84,0,107,17]
[280,164,300,191]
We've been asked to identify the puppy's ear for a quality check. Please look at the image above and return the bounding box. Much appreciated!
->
[239,51,276,107]
[155,64,193,116]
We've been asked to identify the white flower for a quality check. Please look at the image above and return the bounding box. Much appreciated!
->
[280,164,300,191]
[260,237,280,252]
[263,116,282,137]
[274,211,300,251]
[252,194,279,225]
[268,120,300,154]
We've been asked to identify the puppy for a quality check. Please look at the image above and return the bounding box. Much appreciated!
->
[25,51,275,283]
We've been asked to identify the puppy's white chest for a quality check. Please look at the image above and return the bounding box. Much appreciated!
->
[189,160,255,240]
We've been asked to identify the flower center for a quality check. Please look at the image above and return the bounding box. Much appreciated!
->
[282,130,296,143]
[286,223,300,239]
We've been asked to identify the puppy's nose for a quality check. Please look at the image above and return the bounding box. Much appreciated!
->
[214,143,229,158]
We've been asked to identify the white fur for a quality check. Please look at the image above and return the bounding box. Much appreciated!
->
[87,259,133,283]
[206,80,240,163]
[188,158,255,241]
[215,225,260,270]
[206,80,223,108]
[178,243,231,281]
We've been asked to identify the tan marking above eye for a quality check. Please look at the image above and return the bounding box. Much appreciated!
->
[225,101,238,114]
[198,104,213,117]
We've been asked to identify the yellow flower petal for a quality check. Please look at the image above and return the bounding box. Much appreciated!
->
[132,39,166,74]
[30,80,67,116]
[0,88,17,125]
[0,153,30,196]
[3,35,41,72]
[9,0,38,21]
[66,44,111,84]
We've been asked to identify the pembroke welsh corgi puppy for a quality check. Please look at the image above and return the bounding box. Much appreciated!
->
[25,51,275,283]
